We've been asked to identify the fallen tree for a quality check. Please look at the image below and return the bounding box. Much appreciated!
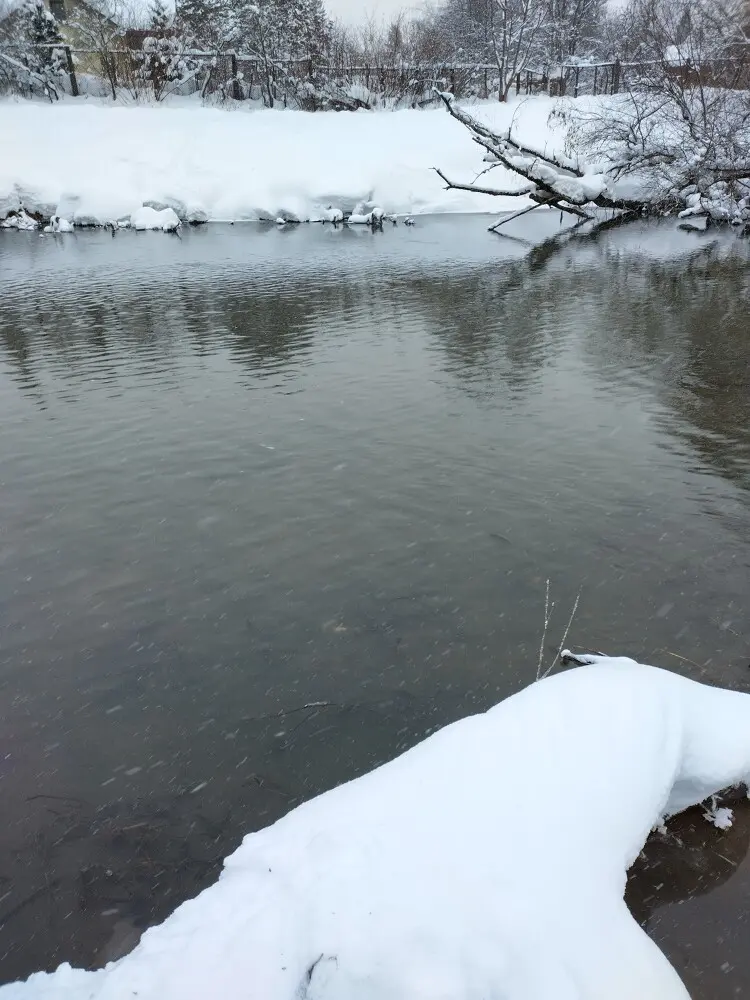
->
[435,0,750,233]
[434,92,645,231]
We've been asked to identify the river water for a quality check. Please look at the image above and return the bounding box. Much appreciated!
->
[0,216,749,994]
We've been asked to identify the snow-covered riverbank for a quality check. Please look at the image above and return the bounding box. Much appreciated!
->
[2,654,750,1000]
[0,98,559,228]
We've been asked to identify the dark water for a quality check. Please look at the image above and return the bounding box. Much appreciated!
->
[0,216,749,994]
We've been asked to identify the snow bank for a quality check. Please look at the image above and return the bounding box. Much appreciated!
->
[0,209,37,230]
[0,98,563,227]
[131,205,181,231]
[3,655,750,1000]
[42,215,74,233]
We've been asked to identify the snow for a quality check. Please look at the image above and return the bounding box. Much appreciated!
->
[0,209,38,230]
[130,205,181,231]
[3,654,750,1000]
[43,215,74,233]
[664,45,686,67]
[704,805,735,830]
[321,206,344,223]
[0,98,563,227]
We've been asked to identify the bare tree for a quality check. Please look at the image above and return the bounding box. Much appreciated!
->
[322,11,460,109]
[424,0,547,99]
[545,0,606,65]
[69,0,128,100]
[434,0,749,228]
[489,0,550,99]
[423,0,605,100]
[560,0,750,218]
[434,93,642,229]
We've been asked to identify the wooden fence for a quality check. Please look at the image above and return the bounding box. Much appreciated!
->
[1,43,747,105]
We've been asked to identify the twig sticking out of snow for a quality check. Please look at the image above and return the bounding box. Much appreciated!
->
[535,583,583,681]
[536,579,551,681]
[543,589,582,680]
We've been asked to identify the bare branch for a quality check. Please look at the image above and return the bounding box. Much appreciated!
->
[433,166,535,197]
[436,92,648,212]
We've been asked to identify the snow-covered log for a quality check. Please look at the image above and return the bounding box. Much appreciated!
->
[3,655,750,1000]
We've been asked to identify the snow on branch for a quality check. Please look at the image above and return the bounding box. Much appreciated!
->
[436,70,750,231]
[432,167,536,198]
[435,90,645,221]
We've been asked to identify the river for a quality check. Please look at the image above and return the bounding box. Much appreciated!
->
[0,215,748,994]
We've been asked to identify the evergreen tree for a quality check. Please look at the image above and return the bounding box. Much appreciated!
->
[17,0,65,99]
[232,0,330,106]
[176,0,232,50]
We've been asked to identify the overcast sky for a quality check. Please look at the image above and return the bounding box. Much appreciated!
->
[325,0,425,24]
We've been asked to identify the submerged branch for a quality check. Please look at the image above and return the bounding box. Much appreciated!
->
[487,200,591,234]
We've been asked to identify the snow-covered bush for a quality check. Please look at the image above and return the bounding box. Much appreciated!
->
[134,0,203,101]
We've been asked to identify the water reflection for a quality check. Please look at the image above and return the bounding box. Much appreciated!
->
[0,219,748,993]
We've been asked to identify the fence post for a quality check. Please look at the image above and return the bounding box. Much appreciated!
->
[231,52,241,100]
[64,45,79,97]
[559,66,565,95]
[574,65,580,98]
[593,64,598,95]
[483,67,488,99]
[526,70,531,94]
[450,67,455,94]
[612,58,621,94]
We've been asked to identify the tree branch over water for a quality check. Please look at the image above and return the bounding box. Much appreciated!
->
[434,0,750,233]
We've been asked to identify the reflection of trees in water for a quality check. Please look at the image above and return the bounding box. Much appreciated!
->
[192,286,318,377]
[0,281,330,393]
[1,260,563,405]
[406,265,565,402]
[1,236,748,493]
[573,248,750,492]
[664,260,750,493]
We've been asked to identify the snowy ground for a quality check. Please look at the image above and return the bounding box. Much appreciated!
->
[2,654,750,1000]
[0,97,562,227]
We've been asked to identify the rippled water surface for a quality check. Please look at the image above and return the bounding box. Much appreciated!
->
[0,216,749,993]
